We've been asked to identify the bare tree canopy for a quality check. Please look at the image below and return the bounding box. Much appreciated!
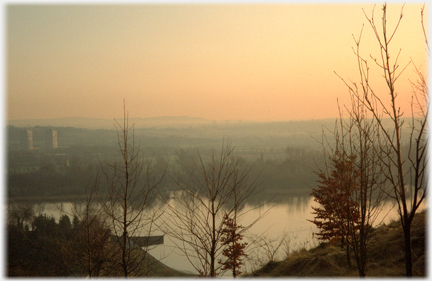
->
[335,4,428,276]
[98,100,166,277]
[161,141,261,277]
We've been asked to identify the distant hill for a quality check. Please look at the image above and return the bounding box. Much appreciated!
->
[7,116,211,129]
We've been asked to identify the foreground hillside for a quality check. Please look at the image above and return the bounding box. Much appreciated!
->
[250,211,426,277]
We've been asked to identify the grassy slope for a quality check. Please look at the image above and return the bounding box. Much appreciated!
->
[249,210,426,277]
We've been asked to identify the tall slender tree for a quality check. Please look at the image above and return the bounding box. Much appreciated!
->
[335,4,428,276]
[98,101,165,277]
[70,173,114,277]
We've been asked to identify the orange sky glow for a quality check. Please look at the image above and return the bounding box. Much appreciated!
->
[6,3,428,121]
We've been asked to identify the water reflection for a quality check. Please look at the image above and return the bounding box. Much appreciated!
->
[26,194,425,275]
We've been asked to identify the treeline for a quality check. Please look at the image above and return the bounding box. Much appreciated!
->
[8,144,324,201]
[8,210,174,277]
[9,139,416,202]
[8,211,105,276]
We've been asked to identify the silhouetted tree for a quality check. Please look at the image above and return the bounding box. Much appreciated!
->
[98,101,165,277]
[163,141,261,277]
[70,173,114,277]
[335,4,428,276]
[8,203,34,231]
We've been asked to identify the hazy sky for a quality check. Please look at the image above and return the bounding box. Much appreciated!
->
[6,3,427,121]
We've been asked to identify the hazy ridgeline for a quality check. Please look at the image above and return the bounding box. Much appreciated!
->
[7,118,333,200]
[7,117,416,202]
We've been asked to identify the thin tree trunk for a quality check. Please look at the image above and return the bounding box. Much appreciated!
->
[403,223,413,277]
[346,242,351,267]
[210,211,216,277]
[358,220,366,277]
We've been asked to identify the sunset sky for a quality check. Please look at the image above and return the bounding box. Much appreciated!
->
[6,3,427,122]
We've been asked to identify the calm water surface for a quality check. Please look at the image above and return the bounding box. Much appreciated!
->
[33,196,417,275]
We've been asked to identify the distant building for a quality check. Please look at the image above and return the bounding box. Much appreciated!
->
[45,129,58,149]
[18,129,33,150]
[26,129,33,150]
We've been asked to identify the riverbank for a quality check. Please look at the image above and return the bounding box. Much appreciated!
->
[249,210,426,277]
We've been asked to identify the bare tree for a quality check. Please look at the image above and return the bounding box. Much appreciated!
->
[98,101,166,277]
[161,141,261,277]
[313,95,388,276]
[69,173,114,277]
[341,99,387,276]
[8,202,34,231]
[245,231,291,271]
[336,4,428,276]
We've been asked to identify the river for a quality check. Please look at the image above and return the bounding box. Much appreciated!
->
[31,195,418,275]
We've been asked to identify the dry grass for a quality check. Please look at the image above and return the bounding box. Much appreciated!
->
[248,210,426,277]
